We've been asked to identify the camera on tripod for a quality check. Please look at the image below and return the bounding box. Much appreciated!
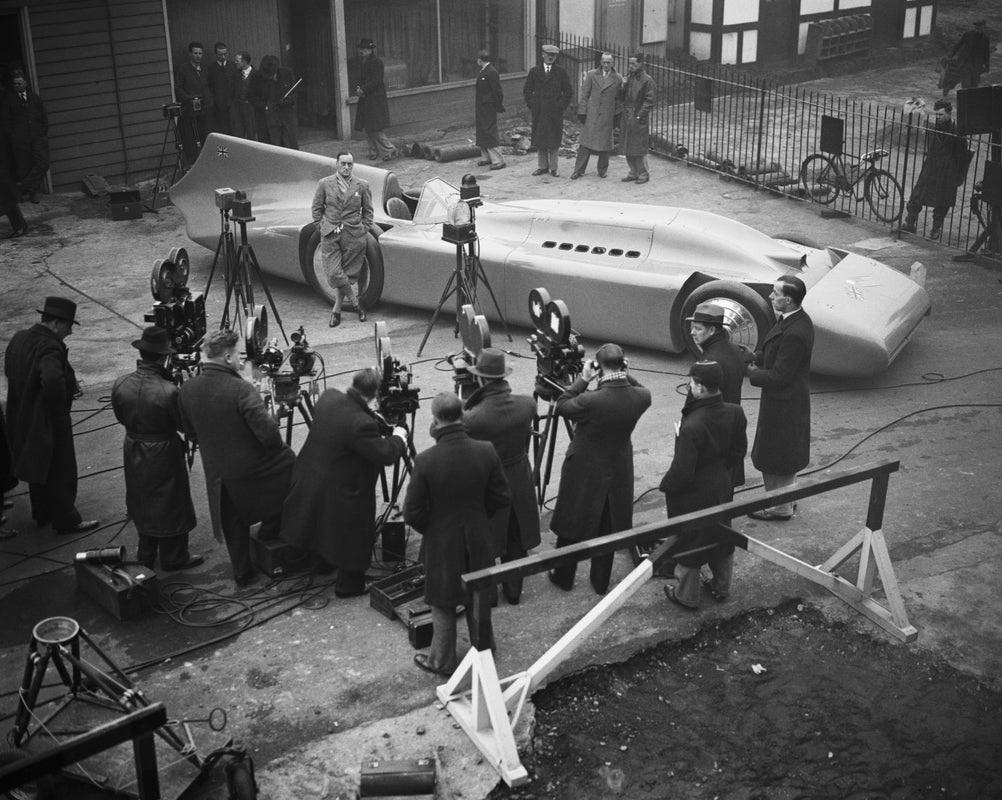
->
[162,102,182,119]
[526,287,585,397]
[246,308,318,409]
[374,321,420,427]
[214,187,254,223]
[146,247,206,383]
[448,304,491,399]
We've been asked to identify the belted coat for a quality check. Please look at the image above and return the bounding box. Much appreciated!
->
[620,68,655,157]
[111,361,196,538]
[909,118,966,211]
[281,388,406,570]
[403,423,510,608]
[178,362,295,540]
[463,380,541,557]
[475,63,504,148]
[578,68,622,152]
[748,309,814,475]
[549,375,651,541]
[523,63,572,151]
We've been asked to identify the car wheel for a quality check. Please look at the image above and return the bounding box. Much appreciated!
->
[300,228,385,309]
[679,280,773,353]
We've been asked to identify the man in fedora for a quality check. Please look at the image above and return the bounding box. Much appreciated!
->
[463,349,540,604]
[686,301,747,487]
[523,44,572,178]
[111,327,200,571]
[3,297,99,534]
[348,38,396,161]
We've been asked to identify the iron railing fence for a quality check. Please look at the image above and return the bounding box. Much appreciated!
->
[543,30,999,259]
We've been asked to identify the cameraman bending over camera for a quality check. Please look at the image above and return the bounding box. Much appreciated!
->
[281,368,407,596]
[548,343,651,595]
[179,329,295,587]
[463,349,540,605]
[312,152,371,328]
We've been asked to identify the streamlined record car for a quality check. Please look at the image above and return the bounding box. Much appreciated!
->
[172,134,931,377]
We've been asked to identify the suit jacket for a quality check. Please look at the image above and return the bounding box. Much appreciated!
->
[523,63,572,151]
[178,362,295,540]
[549,374,651,541]
[206,59,239,111]
[475,63,504,148]
[1,90,48,143]
[578,68,622,151]
[174,60,211,114]
[311,175,373,239]
[281,388,405,570]
[403,422,510,608]
[698,329,747,486]
[111,361,196,538]
[748,309,814,474]
[660,393,746,568]
[4,324,78,484]
[463,380,541,556]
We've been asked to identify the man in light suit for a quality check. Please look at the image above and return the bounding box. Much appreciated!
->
[311,152,372,328]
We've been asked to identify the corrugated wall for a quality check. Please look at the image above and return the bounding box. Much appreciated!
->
[19,0,173,190]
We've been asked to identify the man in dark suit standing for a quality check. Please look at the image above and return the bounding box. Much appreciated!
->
[463,349,540,605]
[660,361,747,610]
[4,297,99,534]
[229,51,257,140]
[178,329,295,586]
[282,368,407,596]
[1,73,49,203]
[686,301,747,487]
[206,41,238,135]
[746,275,814,521]
[404,393,510,676]
[474,50,505,170]
[348,38,396,162]
[523,44,571,178]
[174,42,211,161]
[548,343,651,595]
[252,55,298,149]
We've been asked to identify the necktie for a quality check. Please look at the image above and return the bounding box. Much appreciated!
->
[20,93,27,102]
[545,65,550,74]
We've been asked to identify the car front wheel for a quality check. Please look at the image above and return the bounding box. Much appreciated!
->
[300,227,385,308]
[679,280,773,354]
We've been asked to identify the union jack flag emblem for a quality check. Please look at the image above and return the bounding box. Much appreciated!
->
[216,145,229,158]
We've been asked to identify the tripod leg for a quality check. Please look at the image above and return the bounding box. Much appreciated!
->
[541,409,564,504]
[13,647,51,745]
[244,242,288,345]
[416,269,460,356]
[470,252,514,342]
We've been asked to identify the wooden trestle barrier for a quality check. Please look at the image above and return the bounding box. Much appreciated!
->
[436,459,917,787]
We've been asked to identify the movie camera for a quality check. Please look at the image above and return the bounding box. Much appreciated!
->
[448,304,492,399]
[161,101,182,119]
[374,321,420,428]
[526,287,585,398]
[146,247,206,383]
[214,187,254,222]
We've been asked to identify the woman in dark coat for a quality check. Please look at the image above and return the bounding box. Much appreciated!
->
[349,38,395,160]
[281,372,406,595]
[902,100,967,239]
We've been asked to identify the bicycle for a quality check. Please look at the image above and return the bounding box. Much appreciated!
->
[799,148,904,223]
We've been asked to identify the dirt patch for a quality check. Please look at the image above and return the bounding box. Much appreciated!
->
[491,602,1002,800]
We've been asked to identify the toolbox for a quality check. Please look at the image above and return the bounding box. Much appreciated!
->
[359,756,436,797]
[368,564,425,620]
[108,187,143,220]
[75,562,158,621]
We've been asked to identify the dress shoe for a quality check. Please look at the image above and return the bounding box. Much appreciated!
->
[748,508,793,522]
[597,170,607,178]
[29,192,39,204]
[532,168,549,176]
[490,162,506,170]
[635,176,650,185]
[547,570,573,591]
[664,585,698,611]
[55,519,100,535]
[569,172,582,180]
[898,221,917,234]
[928,226,942,240]
[413,653,454,676]
[329,310,341,328]
[235,571,262,588]
[0,527,17,540]
[334,587,367,598]
[477,159,491,166]
[7,225,29,239]
[550,170,559,177]
[357,304,367,322]
[621,175,637,182]
[502,586,521,605]
[701,577,728,603]
[162,554,205,572]
[2,500,12,510]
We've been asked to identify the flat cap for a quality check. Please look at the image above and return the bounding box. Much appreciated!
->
[541,44,560,54]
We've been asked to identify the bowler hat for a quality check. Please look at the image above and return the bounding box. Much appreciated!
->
[685,302,726,326]
[131,326,176,355]
[468,348,512,378]
[541,44,560,55]
[37,296,79,325]
[689,360,723,391]
[357,38,376,49]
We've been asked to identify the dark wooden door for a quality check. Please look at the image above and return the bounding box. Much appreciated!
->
[758,0,798,66]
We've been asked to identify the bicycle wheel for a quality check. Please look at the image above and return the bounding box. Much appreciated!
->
[865,168,904,223]
[799,154,840,205]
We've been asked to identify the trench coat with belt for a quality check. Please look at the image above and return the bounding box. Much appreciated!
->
[620,68,655,157]
[578,68,622,152]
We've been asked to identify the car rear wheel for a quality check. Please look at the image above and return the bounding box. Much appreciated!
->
[300,228,385,309]
[679,280,773,354]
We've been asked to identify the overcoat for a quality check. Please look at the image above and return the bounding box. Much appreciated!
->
[403,423,510,608]
[660,393,747,568]
[951,28,991,85]
[4,324,77,485]
[178,362,295,541]
[748,309,814,475]
[698,328,747,487]
[910,118,965,210]
[349,54,391,133]
[523,63,572,151]
[281,388,405,570]
[463,380,541,556]
[251,66,298,147]
[475,63,504,148]
[620,69,655,157]
[111,362,196,538]
[1,405,17,497]
[549,375,651,541]
[577,68,622,152]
